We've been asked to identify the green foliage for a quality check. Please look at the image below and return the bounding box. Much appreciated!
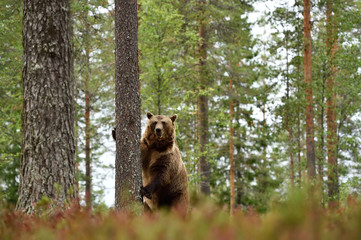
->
[139,0,198,115]
[0,0,22,206]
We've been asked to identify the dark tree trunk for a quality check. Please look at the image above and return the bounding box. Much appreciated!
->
[84,47,92,209]
[285,31,294,188]
[229,78,235,214]
[197,0,210,196]
[296,8,303,186]
[114,0,142,210]
[303,0,316,178]
[17,0,77,213]
[198,0,211,195]
[317,64,326,186]
[297,100,302,186]
[326,0,339,203]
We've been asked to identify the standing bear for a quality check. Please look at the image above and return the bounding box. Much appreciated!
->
[113,112,189,214]
[140,112,189,214]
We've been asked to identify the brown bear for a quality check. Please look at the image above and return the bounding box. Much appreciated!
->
[140,112,189,215]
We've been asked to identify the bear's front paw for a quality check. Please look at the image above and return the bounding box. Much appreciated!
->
[140,186,152,199]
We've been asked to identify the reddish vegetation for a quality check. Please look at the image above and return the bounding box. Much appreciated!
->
[2,194,361,240]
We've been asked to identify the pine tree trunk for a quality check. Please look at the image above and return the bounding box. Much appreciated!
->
[285,33,294,187]
[296,8,303,187]
[326,0,339,203]
[303,0,316,178]
[84,47,92,209]
[17,0,77,213]
[297,101,302,186]
[197,0,210,195]
[114,0,142,210]
[297,53,302,186]
[229,78,235,214]
[288,127,295,187]
[318,65,326,186]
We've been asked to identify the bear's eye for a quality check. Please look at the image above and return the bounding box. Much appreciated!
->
[151,122,157,127]
[161,121,166,125]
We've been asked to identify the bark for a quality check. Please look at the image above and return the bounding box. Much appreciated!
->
[197,0,210,195]
[317,65,326,185]
[287,121,295,188]
[297,50,302,186]
[229,78,235,214]
[303,0,316,178]
[17,0,77,213]
[297,110,302,186]
[235,127,244,206]
[84,46,91,209]
[326,0,339,202]
[114,0,142,210]
[285,30,294,187]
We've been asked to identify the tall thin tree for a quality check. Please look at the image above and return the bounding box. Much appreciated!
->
[197,0,211,196]
[84,45,91,209]
[17,0,77,213]
[326,0,339,202]
[285,23,295,188]
[114,0,142,210]
[81,7,92,209]
[229,78,235,214]
[303,0,316,178]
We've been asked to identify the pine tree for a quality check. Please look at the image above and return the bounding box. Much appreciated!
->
[114,0,142,210]
[197,0,211,196]
[303,0,316,178]
[17,0,77,213]
[325,0,339,203]
[229,77,235,214]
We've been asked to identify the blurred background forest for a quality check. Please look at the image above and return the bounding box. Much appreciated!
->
[1,0,361,213]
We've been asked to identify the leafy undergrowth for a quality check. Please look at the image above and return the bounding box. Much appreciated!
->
[1,192,361,240]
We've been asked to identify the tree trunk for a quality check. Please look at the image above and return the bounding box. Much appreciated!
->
[288,123,295,188]
[84,47,92,209]
[229,78,235,214]
[197,0,210,195]
[17,0,77,213]
[318,64,326,186]
[297,51,302,186]
[285,30,294,188]
[326,0,339,202]
[114,0,142,210]
[303,0,316,178]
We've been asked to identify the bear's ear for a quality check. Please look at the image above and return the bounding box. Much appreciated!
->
[147,112,154,119]
[170,114,177,123]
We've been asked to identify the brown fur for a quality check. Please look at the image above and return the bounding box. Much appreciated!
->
[140,112,189,215]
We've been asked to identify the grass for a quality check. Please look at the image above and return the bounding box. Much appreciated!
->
[1,191,361,240]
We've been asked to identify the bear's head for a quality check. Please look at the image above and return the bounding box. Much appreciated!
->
[145,112,177,147]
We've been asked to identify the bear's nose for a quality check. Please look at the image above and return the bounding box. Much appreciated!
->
[156,128,161,133]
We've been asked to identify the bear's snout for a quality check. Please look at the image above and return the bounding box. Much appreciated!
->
[155,128,162,137]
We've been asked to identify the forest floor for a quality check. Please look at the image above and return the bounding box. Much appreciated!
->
[1,190,361,240]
